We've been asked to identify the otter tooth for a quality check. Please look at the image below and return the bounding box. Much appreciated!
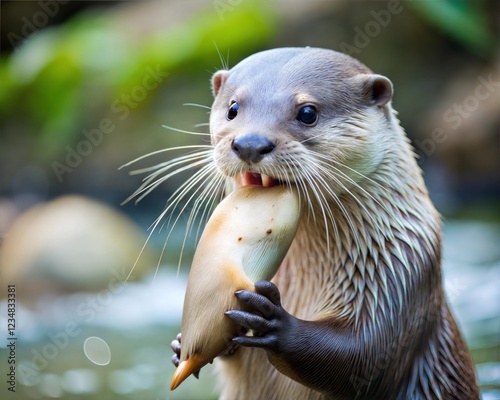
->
[262,174,272,187]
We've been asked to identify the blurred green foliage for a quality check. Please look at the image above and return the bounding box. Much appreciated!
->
[0,0,275,162]
[408,0,496,58]
[1,0,496,168]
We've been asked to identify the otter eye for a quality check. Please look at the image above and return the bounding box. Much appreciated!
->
[226,101,239,121]
[296,105,318,126]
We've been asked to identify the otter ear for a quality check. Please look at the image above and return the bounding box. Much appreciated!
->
[212,70,229,97]
[361,74,393,107]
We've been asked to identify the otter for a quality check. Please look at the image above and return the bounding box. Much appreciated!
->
[170,47,479,399]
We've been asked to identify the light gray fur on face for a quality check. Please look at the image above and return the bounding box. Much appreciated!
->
[210,47,399,196]
[212,47,375,129]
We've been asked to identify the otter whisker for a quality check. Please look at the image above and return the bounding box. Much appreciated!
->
[192,176,225,241]
[128,151,208,176]
[299,132,332,145]
[214,42,231,71]
[162,125,211,137]
[300,160,338,252]
[269,162,307,218]
[187,171,225,240]
[312,163,363,252]
[122,147,214,281]
[276,161,302,210]
[131,151,212,191]
[120,145,213,169]
[282,156,313,222]
[309,151,371,191]
[316,175,360,251]
[161,162,218,231]
[125,219,160,283]
[311,156,404,260]
[166,164,218,220]
[182,102,211,110]
[314,151,390,195]
[307,149,394,220]
[174,169,225,275]
[313,155,418,266]
[136,163,215,283]
[129,155,213,205]
[310,154,381,215]
[122,143,217,280]
[313,156,418,290]
[138,150,212,182]
[126,186,191,283]
[130,150,213,177]
[186,173,225,253]
[153,163,220,278]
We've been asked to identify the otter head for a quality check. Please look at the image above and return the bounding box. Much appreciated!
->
[209,47,395,203]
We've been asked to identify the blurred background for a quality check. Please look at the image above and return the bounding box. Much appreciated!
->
[0,0,498,399]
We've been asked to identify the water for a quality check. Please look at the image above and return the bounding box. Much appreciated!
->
[0,220,498,399]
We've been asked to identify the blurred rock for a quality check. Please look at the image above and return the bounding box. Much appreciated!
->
[0,195,156,302]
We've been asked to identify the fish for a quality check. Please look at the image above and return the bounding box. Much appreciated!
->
[170,185,300,390]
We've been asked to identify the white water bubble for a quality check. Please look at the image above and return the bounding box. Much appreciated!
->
[83,336,111,366]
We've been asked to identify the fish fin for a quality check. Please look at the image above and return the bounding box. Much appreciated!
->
[170,354,206,390]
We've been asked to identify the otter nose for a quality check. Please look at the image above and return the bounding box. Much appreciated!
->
[231,134,275,163]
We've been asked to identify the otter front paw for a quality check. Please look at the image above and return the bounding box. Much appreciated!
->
[225,280,297,351]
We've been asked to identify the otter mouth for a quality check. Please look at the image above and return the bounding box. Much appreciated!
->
[234,172,281,188]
